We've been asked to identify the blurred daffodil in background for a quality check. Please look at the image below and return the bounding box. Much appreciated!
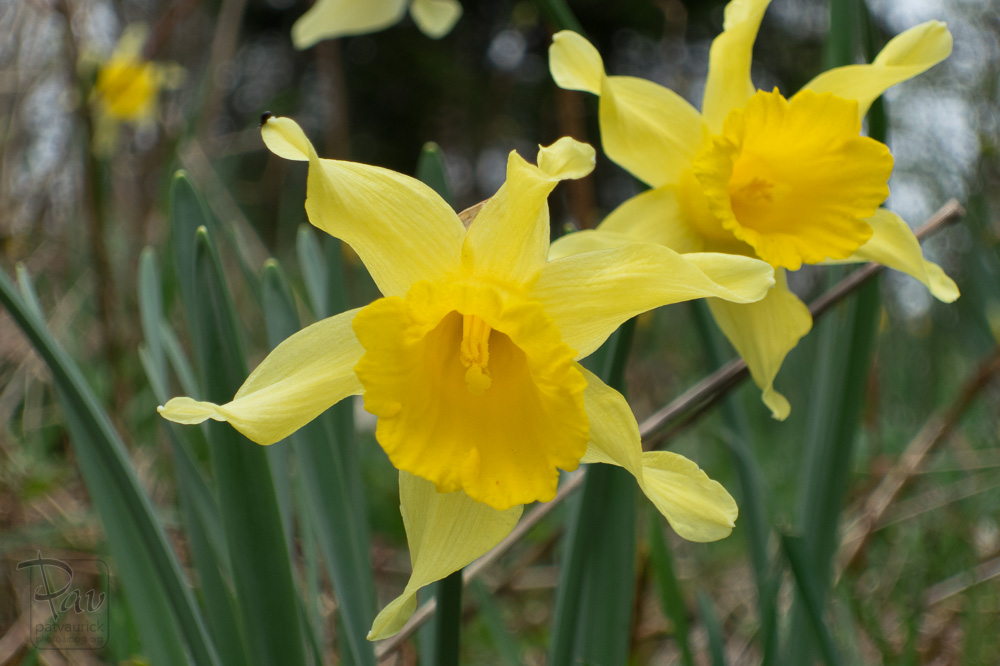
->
[548,0,959,420]
[87,24,182,154]
[159,115,776,637]
[292,0,462,48]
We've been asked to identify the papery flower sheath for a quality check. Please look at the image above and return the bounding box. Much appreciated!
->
[292,0,462,48]
[548,0,959,420]
[159,116,775,637]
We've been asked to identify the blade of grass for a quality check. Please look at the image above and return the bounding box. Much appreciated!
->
[160,321,201,399]
[786,279,880,665]
[138,252,247,665]
[781,534,842,666]
[189,226,307,666]
[648,514,695,666]
[689,301,778,664]
[298,224,369,547]
[787,2,885,661]
[0,267,220,666]
[549,321,638,666]
[416,142,454,207]
[295,479,327,656]
[296,225,329,319]
[535,0,585,34]
[469,581,523,665]
[138,248,166,383]
[319,231,367,520]
[696,592,726,666]
[170,171,209,324]
[260,260,376,666]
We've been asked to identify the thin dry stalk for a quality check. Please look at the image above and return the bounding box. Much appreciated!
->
[836,345,1000,579]
[923,555,1000,607]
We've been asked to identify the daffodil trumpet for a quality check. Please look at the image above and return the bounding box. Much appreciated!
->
[548,0,959,420]
[160,116,776,638]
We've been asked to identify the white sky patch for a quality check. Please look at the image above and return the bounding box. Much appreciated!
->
[768,0,829,39]
[885,90,980,200]
[868,0,947,31]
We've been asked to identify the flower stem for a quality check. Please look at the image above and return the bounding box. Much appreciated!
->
[549,319,637,666]
[433,568,463,666]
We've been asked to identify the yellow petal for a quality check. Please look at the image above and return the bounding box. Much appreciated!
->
[701,0,772,133]
[93,26,166,124]
[549,30,605,95]
[462,139,594,288]
[262,116,466,298]
[93,57,160,121]
[549,31,705,188]
[112,23,149,59]
[537,136,597,180]
[368,472,521,639]
[409,0,462,39]
[823,208,959,303]
[706,270,811,419]
[261,115,313,161]
[291,0,407,48]
[804,21,952,119]
[579,369,737,542]
[531,242,774,358]
[548,180,755,260]
[639,451,739,542]
[158,308,365,444]
[352,281,588,510]
[547,229,639,261]
[599,184,707,253]
[599,75,707,188]
[694,89,892,270]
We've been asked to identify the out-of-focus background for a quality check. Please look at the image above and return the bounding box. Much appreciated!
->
[1,0,999,663]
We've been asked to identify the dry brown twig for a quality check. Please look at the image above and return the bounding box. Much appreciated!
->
[836,344,1000,580]
[374,198,966,660]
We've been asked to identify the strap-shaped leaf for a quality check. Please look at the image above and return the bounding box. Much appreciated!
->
[0,267,220,666]
[188,224,308,666]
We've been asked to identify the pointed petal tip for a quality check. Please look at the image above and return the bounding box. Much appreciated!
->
[261,116,313,162]
[410,0,462,39]
[763,388,791,421]
[366,591,417,641]
[928,268,960,303]
[549,30,605,95]
[643,452,741,543]
[537,137,595,181]
[157,396,221,425]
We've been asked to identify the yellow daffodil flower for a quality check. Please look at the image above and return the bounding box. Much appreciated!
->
[88,25,182,154]
[159,115,775,637]
[292,0,462,48]
[92,32,161,124]
[547,1,959,420]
